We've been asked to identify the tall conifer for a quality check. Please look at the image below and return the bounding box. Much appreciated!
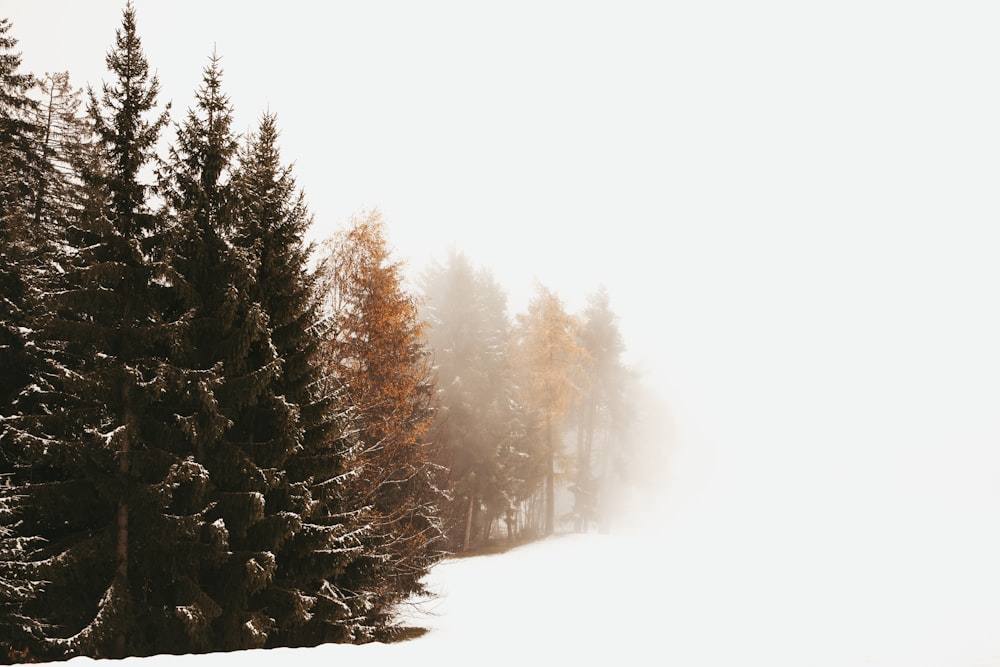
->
[0,19,48,658]
[171,111,329,650]
[154,51,255,653]
[5,3,211,659]
[512,285,588,536]
[0,17,39,426]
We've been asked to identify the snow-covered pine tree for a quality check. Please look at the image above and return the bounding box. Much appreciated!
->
[0,19,47,659]
[0,16,40,425]
[151,50,258,654]
[0,469,46,663]
[4,4,216,659]
[178,110,322,650]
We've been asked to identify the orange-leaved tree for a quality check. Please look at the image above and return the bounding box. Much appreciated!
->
[512,283,590,536]
[313,208,445,636]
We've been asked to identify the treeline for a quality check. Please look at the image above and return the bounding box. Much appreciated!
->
[0,4,645,663]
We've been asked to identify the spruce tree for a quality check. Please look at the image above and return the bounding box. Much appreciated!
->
[0,16,39,426]
[225,112,363,648]
[4,4,214,659]
[0,473,40,661]
[0,18,39,226]
[154,51,255,653]
[0,19,47,658]
[31,71,88,234]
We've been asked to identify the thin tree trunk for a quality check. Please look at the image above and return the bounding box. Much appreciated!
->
[463,494,475,552]
[545,415,554,536]
[574,409,585,533]
[115,310,133,658]
[33,78,56,227]
[115,419,130,658]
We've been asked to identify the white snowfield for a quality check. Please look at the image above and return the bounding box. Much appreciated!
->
[50,520,1000,667]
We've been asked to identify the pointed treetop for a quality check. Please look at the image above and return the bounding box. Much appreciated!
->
[0,18,37,128]
[88,0,169,230]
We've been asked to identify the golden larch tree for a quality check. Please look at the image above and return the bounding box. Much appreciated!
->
[313,208,444,630]
[512,283,590,536]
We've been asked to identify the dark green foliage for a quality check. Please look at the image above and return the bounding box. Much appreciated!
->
[156,51,251,653]
[5,3,215,659]
[0,16,38,416]
[228,114,363,647]
[0,19,47,656]
[1,3,448,659]
[0,17,40,226]
[0,476,42,658]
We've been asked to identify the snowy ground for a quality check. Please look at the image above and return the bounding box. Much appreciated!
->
[47,517,1000,667]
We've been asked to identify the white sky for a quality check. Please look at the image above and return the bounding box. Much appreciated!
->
[8,3,1000,662]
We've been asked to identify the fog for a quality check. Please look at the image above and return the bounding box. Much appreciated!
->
[8,1,1000,663]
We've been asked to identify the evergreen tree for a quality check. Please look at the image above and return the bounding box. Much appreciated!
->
[0,16,39,426]
[0,17,39,227]
[0,478,42,663]
[154,50,251,653]
[3,4,217,659]
[31,71,88,233]
[0,20,46,658]
[193,110,357,650]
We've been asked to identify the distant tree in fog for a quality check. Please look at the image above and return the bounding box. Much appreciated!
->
[571,287,629,532]
[420,250,536,550]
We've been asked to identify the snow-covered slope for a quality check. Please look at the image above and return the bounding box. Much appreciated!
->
[47,528,1000,667]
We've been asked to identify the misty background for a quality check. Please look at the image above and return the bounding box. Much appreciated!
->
[7,0,1000,661]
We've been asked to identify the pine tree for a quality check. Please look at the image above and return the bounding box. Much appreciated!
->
[0,20,46,658]
[0,17,39,228]
[188,110,354,650]
[154,50,250,653]
[31,71,88,233]
[0,473,42,662]
[0,16,40,425]
[314,209,445,638]
[3,4,219,659]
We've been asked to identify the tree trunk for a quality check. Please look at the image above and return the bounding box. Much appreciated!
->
[463,494,475,552]
[545,415,554,536]
[115,374,133,658]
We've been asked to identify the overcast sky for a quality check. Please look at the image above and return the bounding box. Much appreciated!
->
[8,1,1000,591]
